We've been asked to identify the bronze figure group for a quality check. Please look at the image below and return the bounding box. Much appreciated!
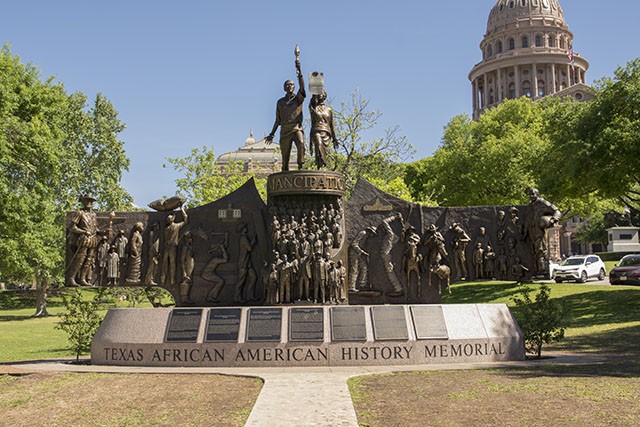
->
[266,45,338,171]
[267,196,345,305]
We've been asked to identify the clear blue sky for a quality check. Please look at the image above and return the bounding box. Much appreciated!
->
[2,1,638,207]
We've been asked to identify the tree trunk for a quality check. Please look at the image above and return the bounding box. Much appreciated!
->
[535,342,543,359]
[32,273,49,318]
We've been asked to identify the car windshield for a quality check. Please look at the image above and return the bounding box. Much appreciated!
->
[619,257,640,267]
[562,258,585,266]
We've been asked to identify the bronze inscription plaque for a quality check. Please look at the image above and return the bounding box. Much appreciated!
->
[330,306,367,341]
[289,307,324,342]
[411,305,449,339]
[165,309,202,343]
[370,306,408,341]
[246,308,282,342]
[205,308,242,342]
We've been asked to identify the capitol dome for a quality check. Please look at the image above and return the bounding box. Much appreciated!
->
[469,0,590,119]
[487,0,566,35]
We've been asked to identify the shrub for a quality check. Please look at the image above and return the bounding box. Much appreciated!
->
[56,290,103,362]
[511,284,566,358]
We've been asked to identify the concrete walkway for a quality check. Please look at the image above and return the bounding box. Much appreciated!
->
[245,371,358,427]
[6,353,607,427]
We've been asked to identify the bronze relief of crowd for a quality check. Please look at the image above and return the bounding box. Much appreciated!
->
[265,196,346,305]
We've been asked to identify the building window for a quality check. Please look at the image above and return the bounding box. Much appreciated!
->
[535,35,543,47]
[521,0,527,6]
[497,41,503,53]
[509,1,515,8]
[522,80,531,98]
[549,36,556,47]
[508,82,516,99]
[559,38,565,49]
[509,38,515,50]
[620,234,634,240]
[489,89,495,105]
[522,36,529,48]
[538,80,545,97]
[487,45,493,57]
[575,92,583,100]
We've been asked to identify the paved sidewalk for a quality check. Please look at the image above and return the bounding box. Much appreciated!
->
[245,371,358,427]
[6,353,607,427]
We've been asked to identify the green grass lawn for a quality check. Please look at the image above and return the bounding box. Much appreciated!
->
[604,260,618,274]
[1,290,73,362]
[0,288,171,363]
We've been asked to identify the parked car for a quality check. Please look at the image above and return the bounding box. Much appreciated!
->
[552,255,606,283]
[609,254,640,286]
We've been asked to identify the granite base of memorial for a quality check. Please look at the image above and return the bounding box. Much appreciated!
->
[91,304,525,367]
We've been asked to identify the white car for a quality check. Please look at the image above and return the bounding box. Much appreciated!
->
[552,255,606,283]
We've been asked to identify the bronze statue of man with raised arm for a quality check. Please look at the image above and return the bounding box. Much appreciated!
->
[266,45,306,171]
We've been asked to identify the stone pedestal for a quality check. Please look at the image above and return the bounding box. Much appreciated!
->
[91,304,525,367]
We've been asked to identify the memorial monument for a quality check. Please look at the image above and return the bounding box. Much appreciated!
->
[69,46,559,367]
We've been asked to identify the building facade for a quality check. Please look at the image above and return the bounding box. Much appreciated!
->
[469,0,591,119]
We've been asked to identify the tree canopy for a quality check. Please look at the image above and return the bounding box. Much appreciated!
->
[547,59,640,210]
[405,98,551,208]
[0,46,131,310]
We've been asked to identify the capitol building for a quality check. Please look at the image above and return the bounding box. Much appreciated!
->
[469,0,592,119]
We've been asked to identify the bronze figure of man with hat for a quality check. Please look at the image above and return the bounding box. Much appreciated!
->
[67,194,103,286]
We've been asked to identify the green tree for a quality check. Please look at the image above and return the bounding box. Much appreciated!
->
[65,93,132,210]
[0,46,131,316]
[573,215,606,249]
[511,284,566,358]
[56,290,103,362]
[405,96,620,218]
[549,59,640,210]
[166,146,271,206]
[406,99,548,207]
[534,95,619,217]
